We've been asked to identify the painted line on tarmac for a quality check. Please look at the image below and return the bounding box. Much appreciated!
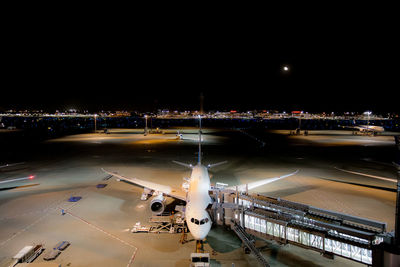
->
[0,211,50,248]
[65,210,138,266]
[127,249,138,267]
[334,167,397,183]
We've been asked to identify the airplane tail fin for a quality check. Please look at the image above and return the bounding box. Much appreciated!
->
[198,115,202,164]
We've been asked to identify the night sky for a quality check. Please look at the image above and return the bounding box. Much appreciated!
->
[1,7,398,113]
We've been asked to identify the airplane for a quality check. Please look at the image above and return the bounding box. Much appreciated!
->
[351,125,384,134]
[341,119,384,135]
[176,130,183,140]
[102,116,298,241]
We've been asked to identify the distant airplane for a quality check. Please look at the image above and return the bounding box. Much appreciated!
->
[342,120,384,135]
[176,131,183,140]
[102,116,298,241]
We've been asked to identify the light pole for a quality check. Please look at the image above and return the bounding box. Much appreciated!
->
[94,114,97,133]
[144,115,148,135]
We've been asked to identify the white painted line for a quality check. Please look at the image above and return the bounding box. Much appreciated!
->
[0,212,49,248]
[334,167,397,183]
[65,210,138,266]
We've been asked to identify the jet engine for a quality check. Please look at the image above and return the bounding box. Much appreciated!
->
[150,193,166,215]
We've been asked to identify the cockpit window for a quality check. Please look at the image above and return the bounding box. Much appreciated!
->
[191,217,209,225]
[199,218,209,225]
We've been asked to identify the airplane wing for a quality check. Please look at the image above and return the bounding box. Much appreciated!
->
[0,175,35,184]
[227,170,299,191]
[101,168,187,201]
[0,162,25,169]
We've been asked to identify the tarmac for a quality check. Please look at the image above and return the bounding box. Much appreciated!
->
[0,128,398,266]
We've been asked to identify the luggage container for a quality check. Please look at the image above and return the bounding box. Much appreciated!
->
[54,241,70,251]
[26,244,44,263]
[190,253,210,267]
[43,249,61,261]
[68,196,82,202]
[96,184,107,188]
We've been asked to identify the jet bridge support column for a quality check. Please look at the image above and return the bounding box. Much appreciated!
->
[381,137,400,267]
[394,136,400,248]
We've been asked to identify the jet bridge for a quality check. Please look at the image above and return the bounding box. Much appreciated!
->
[208,188,399,266]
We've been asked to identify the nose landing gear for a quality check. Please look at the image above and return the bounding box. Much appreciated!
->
[196,240,204,253]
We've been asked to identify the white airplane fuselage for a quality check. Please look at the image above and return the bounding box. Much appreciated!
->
[185,163,212,240]
[357,125,385,133]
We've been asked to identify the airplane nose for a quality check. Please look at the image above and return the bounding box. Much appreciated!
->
[189,223,211,240]
[191,228,207,240]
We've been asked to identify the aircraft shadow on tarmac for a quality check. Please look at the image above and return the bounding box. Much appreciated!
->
[257,242,323,267]
[258,184,318,198]
[206,225,323,267]
[206,226,242,253]
[0,183,40,191]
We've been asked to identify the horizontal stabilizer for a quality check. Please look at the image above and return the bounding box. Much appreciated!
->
[172,161,193,169]
[207,161,228,169]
